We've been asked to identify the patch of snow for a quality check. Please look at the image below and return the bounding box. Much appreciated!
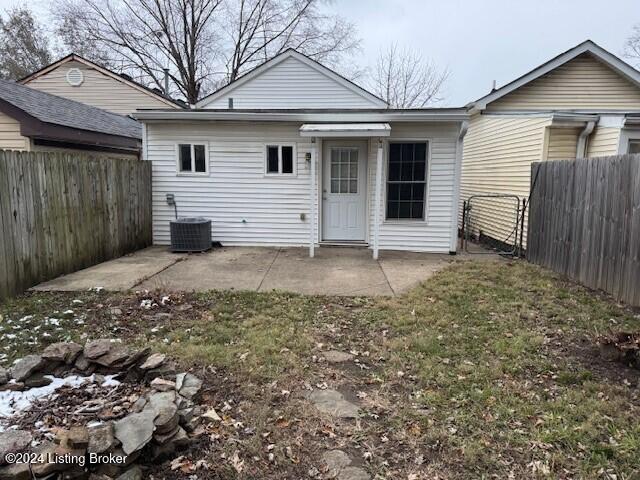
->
[48,318,61,326]
[72,299,83,304]
[0,374,120,420]
[140,299,156,309]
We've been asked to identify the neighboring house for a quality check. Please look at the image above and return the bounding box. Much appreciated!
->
[134,49,469,257]
[0,79,141,157]
[461,40,640,248]
[19,54,183,116]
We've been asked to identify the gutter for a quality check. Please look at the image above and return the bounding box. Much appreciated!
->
[132,109,470,123]
[576,120,597,158]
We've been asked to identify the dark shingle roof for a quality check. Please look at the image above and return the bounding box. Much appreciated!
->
[0,79,141,139]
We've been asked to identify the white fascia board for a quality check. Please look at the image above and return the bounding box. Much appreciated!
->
[133,110,469,123]
[473,40,640,111]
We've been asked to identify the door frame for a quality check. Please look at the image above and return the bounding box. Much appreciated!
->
[319,139,370,244]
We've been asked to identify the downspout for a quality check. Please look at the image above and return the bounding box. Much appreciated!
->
[450,120,469,254]
[576,120,596,159]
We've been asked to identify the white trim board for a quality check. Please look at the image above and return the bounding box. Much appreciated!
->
[468,40,640,112]
[196,49,387,109]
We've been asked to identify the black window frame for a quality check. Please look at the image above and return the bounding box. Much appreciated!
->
[177,143,208,174]
[385,141,428,221]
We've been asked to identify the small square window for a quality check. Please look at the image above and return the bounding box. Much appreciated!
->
[265,144,295,175]
[177,143,207,174]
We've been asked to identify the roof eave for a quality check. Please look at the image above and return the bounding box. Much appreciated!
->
[471,40,640,112]
[132,110,469,123]
[0,98,140,149]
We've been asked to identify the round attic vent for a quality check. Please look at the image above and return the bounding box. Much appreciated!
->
[66,68,84,86]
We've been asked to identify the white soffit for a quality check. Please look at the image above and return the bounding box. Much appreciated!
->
[299,123,391,137]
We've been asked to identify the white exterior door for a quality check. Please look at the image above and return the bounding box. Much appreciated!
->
[322,141,367,241]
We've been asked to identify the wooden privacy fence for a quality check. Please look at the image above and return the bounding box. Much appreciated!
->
[527,154,640,306]
[0,150,152,301]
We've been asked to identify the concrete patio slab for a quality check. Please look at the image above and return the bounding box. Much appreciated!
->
[138,247,278,292]
[32,245,480,296]
[377,251,450,294]
[31,247,183,292]
[259,247,393,296]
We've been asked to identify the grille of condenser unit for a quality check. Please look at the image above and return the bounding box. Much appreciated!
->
[169,217,212,252]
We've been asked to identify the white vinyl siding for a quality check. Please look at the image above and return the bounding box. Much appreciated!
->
[0,112,29,150]
[25,61,176,115]
[202,57,379,109]
[545,127,579,161]
[370,123,459,253]
[147,121,459,252]
[587,127,621,157]
[148,121,313,246]
[460,114,551,246]
[488,53,640,111]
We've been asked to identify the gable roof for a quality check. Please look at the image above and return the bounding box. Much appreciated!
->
[468,40,640,111]
[19,53,184,109]
[0,79,141,140]
[196,49,387,109]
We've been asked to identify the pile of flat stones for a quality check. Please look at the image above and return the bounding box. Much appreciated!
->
[0,341,214,480]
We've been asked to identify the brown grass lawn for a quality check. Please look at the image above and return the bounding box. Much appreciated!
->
[1,259,639,479]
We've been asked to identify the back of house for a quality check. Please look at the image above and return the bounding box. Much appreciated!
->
[134,50,469,256]
[20,54,182,116]
[461,40,640,249]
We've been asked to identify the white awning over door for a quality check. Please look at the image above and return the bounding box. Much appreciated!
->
[299,123,391,137]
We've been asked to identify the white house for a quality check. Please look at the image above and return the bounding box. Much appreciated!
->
[134,50,469,258]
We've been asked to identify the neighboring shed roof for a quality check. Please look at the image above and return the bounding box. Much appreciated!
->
[20,53,184,109]
[0,79,141,140]
[468,40,640,112]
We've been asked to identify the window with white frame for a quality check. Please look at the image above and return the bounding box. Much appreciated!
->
[178,143,207,173]
[265,144,295,175]
[386,142,428,220]
[629,140,640,154]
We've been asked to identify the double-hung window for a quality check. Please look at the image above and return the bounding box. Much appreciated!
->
[386,142,428,220]
[265,144,295,175]
[178,143,208,174]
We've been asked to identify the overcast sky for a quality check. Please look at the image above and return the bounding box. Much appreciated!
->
[2,0,638,106]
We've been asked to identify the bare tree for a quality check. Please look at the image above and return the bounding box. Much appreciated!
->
[54,12,116,67]
[625,24,640,66]
[52,0,222,103]
[220,0,360,84]
[51,0,360,103]
[0,7,52,80]
[370,44,448,108]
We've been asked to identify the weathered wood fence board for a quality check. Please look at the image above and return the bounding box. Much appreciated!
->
[0,150,152,301]
[528,154,640,307]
